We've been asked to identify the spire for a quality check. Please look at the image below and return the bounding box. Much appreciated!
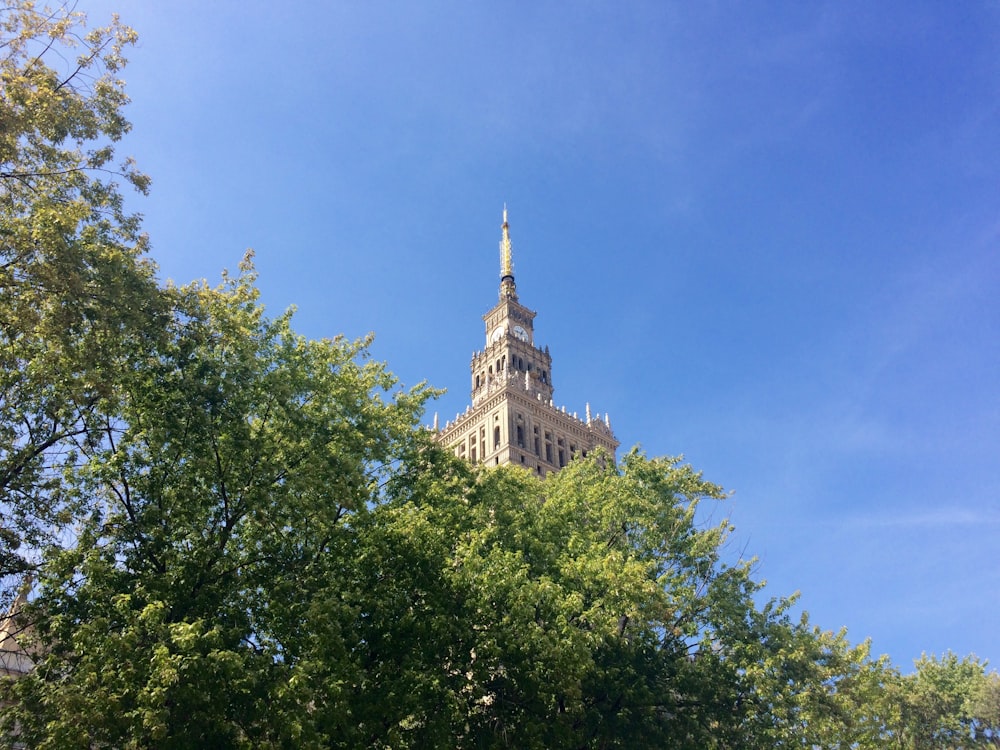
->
[499,204,517,299]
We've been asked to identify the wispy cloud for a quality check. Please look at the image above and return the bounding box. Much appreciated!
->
[840,507,1000,530]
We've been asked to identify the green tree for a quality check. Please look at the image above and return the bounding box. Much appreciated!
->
[450,453,895,749]
[970,668,1000,748]
[263,445,907,749]
[2,259,434,747]
[0,0,158,602]
[891,652,1000,749]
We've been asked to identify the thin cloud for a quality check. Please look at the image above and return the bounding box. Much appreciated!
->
[841,507,1000,530]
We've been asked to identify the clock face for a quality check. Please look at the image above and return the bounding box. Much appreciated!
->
[490,327,504,344]
[513,325,529,342]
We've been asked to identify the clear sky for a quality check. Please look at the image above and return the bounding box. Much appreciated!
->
[84,1,998,670]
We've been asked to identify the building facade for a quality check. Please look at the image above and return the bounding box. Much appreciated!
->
[436,209,618,476]
[0,587,32,681]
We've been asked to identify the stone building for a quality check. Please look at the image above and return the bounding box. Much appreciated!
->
[0,587,33,681]
[435,209,618,476]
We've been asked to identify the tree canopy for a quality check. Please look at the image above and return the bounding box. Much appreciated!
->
[0,0,158,602]
[1,3,998,748]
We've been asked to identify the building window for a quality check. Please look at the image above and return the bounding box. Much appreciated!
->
[494,426,501,449]
[516,425,524,448]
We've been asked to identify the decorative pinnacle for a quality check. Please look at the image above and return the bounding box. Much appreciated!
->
[499,204,517,299]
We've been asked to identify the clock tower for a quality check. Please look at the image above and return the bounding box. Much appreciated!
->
[436,208,618,476]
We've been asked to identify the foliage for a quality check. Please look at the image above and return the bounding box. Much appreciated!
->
[891,652,1000,749]
[2,258,434,747]
[0,0,158,603]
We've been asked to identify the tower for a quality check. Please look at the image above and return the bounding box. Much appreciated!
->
[436,208,618,476]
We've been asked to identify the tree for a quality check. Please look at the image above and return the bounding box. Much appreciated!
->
[0,0,159,605]
[234,443,906,749]
[970,668,1000,748]
[890,652,1000,749]
[2,259,434,747]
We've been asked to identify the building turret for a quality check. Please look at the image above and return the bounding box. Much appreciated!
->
[436,208,619,477]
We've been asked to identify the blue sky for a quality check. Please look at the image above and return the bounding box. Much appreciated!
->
[87,1,998,670]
